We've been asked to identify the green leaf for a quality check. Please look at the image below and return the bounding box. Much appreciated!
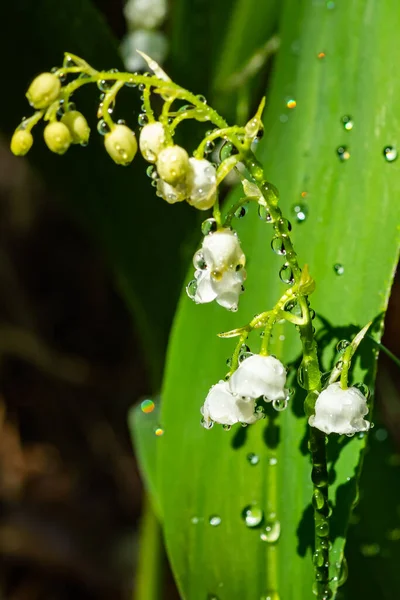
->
[0,0,196,384]
[129,400,163,519]
[153,1,400,599]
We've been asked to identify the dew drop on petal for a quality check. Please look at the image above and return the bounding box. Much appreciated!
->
[186,279,198,300]
[333,263,344,275]
[209,515,221,527]
[242,504,264,528]
[383,146,398,162]
[272,398,288,412]
[141,399,155,413]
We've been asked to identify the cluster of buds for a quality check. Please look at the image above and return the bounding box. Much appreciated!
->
[139,122,218,210]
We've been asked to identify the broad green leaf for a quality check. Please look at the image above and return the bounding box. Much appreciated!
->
[154,1,400,599]
[0,0,196,384]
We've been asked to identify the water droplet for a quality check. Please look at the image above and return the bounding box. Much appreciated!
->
[353,382,369,398]
[201,218,218,235]
[312,489,325,511]
[97,78,115,92]
[313,549,325,567]
[97,119,110,135]
[146,165,158,179]
[193,250,207,270]
[219,141,238,161]
[279,263,294,285]
[138,113,149,126]
[268,457,278,466]
[209,515,221,527]
[154,427,164,436]
[271,237,286,255]
[336,339,350,352]
[383,146,398,162]
[286,98,296,109]
[341,115,354,131]
[191,516,201,524]
[247,453,260,466]
[291,203,308,223]
[272,398,288,411]
[201,417,214,429]
[186,279,198,300]
[316,521,329,537]
[317,51,326,60]
[242,504,264,528]
[312,583,332,599]
[196,94,207,104]
[141,399,155,414]
[235,204,248,218]
[333,263,344,275]
[360,543,380,557]
[312,466,328,488]
[222,424,232,431]
[260,515,281,542]
[337,145,351,161]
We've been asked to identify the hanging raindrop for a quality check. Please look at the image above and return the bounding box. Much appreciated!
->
[383,146,398,162]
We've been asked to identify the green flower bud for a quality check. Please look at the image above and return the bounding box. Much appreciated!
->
[139,122,167,162]
[26,72,61,109]
[10,129,33,156]
[61,110,90,145]
[104,124,137,165]
[156,145,189,186]
[43,121,72,154]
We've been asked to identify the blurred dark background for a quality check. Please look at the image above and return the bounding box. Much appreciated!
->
[0,1,399,599]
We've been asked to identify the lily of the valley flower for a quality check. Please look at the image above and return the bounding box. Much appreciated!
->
[230,354,289,402]
[201,381,261,428]
[308,382,370,435]
[186,158,217,210]
[189,228,246,311]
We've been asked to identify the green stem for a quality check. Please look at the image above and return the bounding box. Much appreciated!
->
[134,495,163,600]
[244,151,330,598]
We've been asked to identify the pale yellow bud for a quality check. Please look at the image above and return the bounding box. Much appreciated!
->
[10,129,33,156]
[43,121,72,154]
[156,145,189,186]
[139,122,167,162]
[61,111,90,144]
[26,72,61,109]
[104,124,138,165]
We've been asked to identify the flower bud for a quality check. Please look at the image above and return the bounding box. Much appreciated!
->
[43,121,72,154]
[187,157,217,210]
[61,111,90,145]
[156,179,187,204]
[201,380,261,428]
[104,124,137,165]
[10,129,33,156]
[139,122,167,162]
[156,145,189,186]
[26,72,61,109]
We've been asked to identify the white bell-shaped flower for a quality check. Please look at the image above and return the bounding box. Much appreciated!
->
[229,354,289,401]
[186,158,217,210]
[309,382,370,435]
[139,122,167,162]
[201,380,261,427]
[123,0,167,30]
[190,229,246,311]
